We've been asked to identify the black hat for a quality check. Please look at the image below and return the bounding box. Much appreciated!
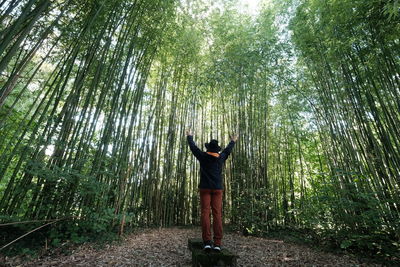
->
[205,139,221,152]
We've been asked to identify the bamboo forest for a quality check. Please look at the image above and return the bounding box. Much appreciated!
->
[0,0,399,265]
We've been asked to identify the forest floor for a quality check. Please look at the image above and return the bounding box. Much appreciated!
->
[2,227,382,266]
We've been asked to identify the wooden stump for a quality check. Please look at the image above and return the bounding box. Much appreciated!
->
[188,238,238,267]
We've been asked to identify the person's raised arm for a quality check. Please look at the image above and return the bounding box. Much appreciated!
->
[220,133,238,160]
[186,129,203,160]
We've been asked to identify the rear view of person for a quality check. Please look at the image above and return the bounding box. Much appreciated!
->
[186,129,238,252]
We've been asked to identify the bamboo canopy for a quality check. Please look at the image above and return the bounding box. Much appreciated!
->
[0,0,399,259]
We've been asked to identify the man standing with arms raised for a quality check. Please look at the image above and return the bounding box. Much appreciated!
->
[186,129,238,252]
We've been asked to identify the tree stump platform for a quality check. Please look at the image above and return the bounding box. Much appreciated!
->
[188,238,238,267]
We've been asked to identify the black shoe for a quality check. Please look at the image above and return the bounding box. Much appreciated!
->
[213,245,221,252]
[203,241,212,251]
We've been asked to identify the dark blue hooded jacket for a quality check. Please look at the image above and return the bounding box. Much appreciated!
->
[187,135,235,189]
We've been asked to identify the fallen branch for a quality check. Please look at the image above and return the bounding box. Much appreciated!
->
[0,218,66,251]
[0,218,64,227]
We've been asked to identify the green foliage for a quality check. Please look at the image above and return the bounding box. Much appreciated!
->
[384,0,400,20]
[232,187,274,235]
[0,208,136,256]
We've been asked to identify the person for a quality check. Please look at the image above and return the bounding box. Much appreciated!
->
[186,129,238,252]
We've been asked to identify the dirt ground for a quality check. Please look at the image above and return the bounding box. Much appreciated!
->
[2,227,382,266]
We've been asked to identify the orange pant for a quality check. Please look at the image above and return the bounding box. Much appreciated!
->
[200,189,223,246]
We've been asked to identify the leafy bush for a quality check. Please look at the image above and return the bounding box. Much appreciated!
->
[0,208,137,257]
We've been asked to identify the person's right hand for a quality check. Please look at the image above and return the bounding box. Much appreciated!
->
[230,133,238,142]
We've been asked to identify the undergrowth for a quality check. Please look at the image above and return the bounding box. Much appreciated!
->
[229,224,400,266]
